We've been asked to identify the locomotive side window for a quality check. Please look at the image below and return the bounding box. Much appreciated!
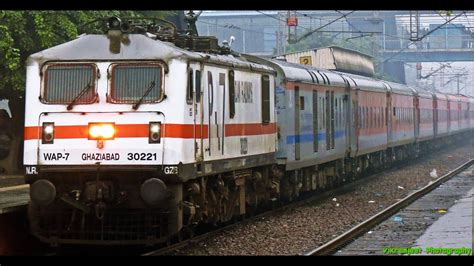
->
[186,70,193,105]
[195,70,201,103]
[208,71,213,114]
[110,63,163,103]
[229,70,235,118]
[261,75,270,125]
[42,63,97,104]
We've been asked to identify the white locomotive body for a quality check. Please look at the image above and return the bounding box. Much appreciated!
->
[24,29,277,245]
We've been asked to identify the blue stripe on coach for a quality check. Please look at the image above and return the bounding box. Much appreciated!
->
[286,130,345,144]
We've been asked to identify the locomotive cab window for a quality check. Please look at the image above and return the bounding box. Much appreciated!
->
[41,63,97,104]
[109,62,163,103]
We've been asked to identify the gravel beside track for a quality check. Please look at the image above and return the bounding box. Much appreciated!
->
[169,143,474,255]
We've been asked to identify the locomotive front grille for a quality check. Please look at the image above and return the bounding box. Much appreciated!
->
[36,208,169,245]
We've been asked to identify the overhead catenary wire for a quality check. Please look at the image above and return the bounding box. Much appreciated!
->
[289,11,356,44]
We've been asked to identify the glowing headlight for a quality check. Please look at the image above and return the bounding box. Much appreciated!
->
[88,123,116,140]
[42,122,55,144]
[149,122,161,143]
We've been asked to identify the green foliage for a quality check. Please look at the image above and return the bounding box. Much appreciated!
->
[0,10,175,98]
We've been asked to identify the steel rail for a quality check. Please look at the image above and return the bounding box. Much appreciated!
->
[304,158,474,256]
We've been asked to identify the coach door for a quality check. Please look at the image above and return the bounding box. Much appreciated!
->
[352,89,360,156]
[414,97,420,138]
[433,97,438,136]
[383,83,393,145]
[294,86,301,160]
[325,90,335,151]
[341,76,351,149]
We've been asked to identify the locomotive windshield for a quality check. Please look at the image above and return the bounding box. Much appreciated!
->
[110,63,163,104]
[42,63,97,104]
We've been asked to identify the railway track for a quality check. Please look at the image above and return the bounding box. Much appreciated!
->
[304,158,474,256]
[142,152,467,256]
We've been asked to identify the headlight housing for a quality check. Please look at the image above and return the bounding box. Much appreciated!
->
[42,122,55,144]
[149,122,161,143]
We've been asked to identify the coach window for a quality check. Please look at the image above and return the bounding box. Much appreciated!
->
[362,106,366,128]
[367,107,370,128]
[370,107,373,128]
[365,107,368,128]
[371,107,374,128]
[366,107,369,128]
[374,107,377,128]
[376,107,378,127]
[382,107,384,126]
[367,107,374,128]
[186,70,193,105]
[383,107,385,126]
[376,107,382,128]
[261,75,270,124]
[321,97,325,130]
[377,107,380,127]
[41,63,97,104]
[229,70,235,118]
[368,107,371,128]
[375,107,378,127]
[378,107,381,127]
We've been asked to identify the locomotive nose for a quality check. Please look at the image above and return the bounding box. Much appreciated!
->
[30,179,56,206]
